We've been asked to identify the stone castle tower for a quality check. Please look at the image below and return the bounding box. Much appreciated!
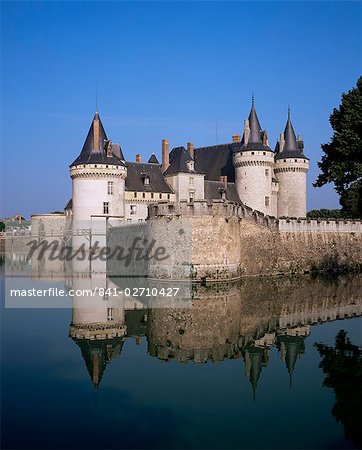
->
[274,109,309,218]
[233,97,277,216]
[69,112,127,239]
[233,100,309,217]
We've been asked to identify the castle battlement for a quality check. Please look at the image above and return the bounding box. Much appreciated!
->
[148,199,279,229]
[278,217,362,233]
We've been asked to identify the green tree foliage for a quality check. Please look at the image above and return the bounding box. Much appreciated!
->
[314,77,362,218]
[307,209,344,219]
[0,221,5,232]
[315,330,362,448]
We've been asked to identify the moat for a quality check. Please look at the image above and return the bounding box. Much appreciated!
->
[1,263,361,449]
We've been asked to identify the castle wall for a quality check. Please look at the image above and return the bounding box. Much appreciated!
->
[148,200,362,281]
[31,213,67,237]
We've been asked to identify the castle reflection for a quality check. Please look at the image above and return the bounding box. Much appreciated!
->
[67,273,362,395]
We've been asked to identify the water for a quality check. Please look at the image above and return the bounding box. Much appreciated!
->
[1,265,361,449]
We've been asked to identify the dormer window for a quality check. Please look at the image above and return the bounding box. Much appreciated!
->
[141,174,150,186]
[105,140,113,157]
[187,160,194,171]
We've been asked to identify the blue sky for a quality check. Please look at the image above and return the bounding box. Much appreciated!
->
[1,1,361,218]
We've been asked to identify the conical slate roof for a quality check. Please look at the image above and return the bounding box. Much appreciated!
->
[275,109,309,160]
[283,109,298,152]
[73,337,124,390]
[70,112,125,166]
[248,97,262,144]
[242,98,273,152]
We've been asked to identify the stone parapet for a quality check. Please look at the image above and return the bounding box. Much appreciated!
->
[278,217,362,233]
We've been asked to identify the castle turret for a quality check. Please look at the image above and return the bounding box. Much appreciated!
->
[234,98,276,215]
[274,110,309,218]
[69,112,127,243]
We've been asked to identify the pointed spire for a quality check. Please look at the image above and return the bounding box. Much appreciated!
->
[148,153,160,164]
[283,107,298,152]
[70,112,125,166]
[248,96,262,144]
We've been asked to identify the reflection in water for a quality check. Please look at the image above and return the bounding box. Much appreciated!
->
[69,274,362,404]
[315,331,362,449]
[2,253,362,449]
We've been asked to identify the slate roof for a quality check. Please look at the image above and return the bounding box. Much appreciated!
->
[72,337,124,390]
[248,97,262,144]
[70,112,125,167]
[164,146,202,175]
[204,180,241,203]
[241,99,273,153]
[194,142,241,182]
[125,161,174,193]
[148,153,160,164]
[275,111,309,160]
[64,198,72,211]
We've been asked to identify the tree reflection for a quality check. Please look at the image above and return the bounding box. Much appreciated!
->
[315,330,362,449]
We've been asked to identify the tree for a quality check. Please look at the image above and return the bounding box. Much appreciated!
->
[314,77,362,218]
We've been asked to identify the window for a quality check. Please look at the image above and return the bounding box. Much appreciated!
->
[265,169,269,176]
[142,193,145,198]
[167,194,170,200]
[263,152,266,155]
[103,202,109,214]
[107,308,114,321]
[251,152,255,155]
[295,159,298,162]
[134,192,137,198]
[159,193,162,199]
[130,205,137,215]
[144,176,150,185]
[107,181,113,195]
[190,177,194,185]
[265,196,270,207]
[151,193,154,199]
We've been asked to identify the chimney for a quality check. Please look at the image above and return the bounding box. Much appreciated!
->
[219,175,228,188]
[262,130,269,146]
[187,142,194,159]
[279,133,285,152]
[162,139,169,173]
[136,153,142,163]
[244,120,250,145]
[232,134,241,143]
[93,115,100,150]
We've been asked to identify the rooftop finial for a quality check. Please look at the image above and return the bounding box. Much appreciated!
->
[288,105,291,120]
[252,93,255,107]
[95,77,98,113]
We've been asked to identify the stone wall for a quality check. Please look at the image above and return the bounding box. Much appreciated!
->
[148,200,362,281]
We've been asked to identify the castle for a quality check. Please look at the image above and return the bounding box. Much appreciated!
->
[66,98,309,226]
[29,98,361,281]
